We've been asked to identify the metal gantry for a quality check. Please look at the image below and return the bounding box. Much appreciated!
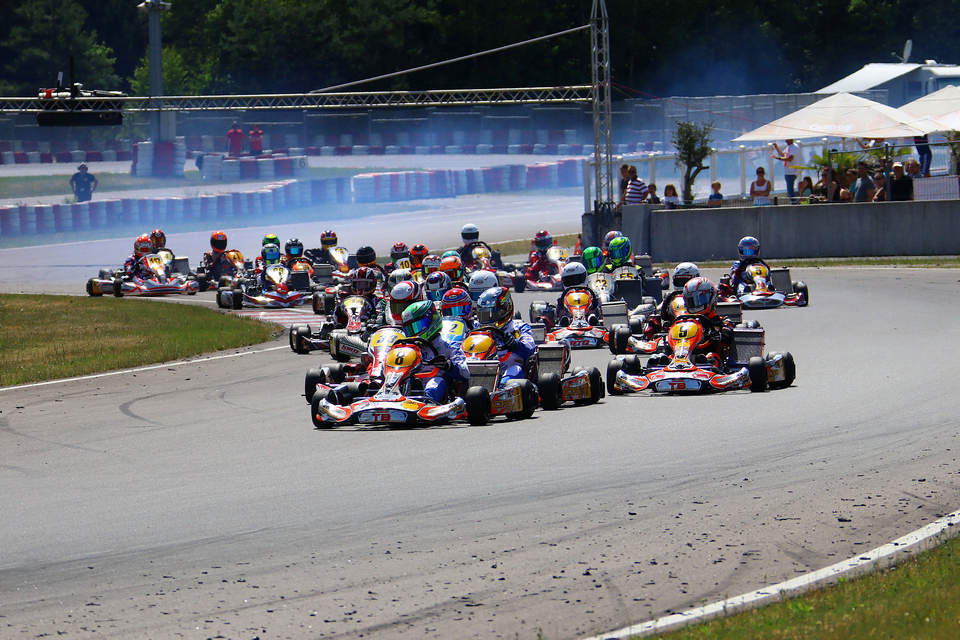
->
[591,0,614,209]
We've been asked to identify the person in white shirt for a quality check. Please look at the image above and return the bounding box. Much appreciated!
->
[772,139,799,202]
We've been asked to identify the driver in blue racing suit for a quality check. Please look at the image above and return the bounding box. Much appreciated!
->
[475,286,536,384]
[400,300,469,403]
[727,236,771,294]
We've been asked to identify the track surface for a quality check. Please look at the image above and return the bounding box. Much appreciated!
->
[3,258,960,639]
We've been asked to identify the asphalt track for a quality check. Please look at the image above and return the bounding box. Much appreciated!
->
[3,256,960,639]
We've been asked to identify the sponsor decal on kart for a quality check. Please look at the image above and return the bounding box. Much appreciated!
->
[654,378,702,392]
[358,409,409,423]
[561,373,588,400]
[491,386,521,414]
[566,336,597,348]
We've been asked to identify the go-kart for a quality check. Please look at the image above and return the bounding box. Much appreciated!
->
[310,336,465,428]
[196,249,251,292]
[719,263,808,309]
[85,253,198,297]
[216,263,312,309]
[464,246,523,292]
[303,326,405,402]
[522,245,569,291]
[533,339,605,409]
[606,314,796,394]
[529,288,612,349]
[459,328,540,425]
[291,294,384,358]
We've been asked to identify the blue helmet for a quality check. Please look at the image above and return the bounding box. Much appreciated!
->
[738,236,760,258]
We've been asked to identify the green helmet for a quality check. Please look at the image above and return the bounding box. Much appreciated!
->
[607,236,632,267]
[441,249,459,260]
[401,300,443,341]
[582,246,603,274]
[262,233,280,247]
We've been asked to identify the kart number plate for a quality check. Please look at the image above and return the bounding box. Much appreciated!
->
[566,337,595,348]
[655,379,701,392]
[358,409,407,423]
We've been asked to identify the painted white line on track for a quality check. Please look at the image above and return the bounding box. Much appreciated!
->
[582,509,960,640]
[1,345,288,393]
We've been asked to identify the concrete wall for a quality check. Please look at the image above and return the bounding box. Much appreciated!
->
[585,200,960,262]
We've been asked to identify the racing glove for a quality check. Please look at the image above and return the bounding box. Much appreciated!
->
[497,329,517,349]
[432,356,452,371]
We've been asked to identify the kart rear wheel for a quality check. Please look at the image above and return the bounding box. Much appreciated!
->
[86,278,101,296]
[606,359,624,396]
[793,281,809,305]
[628,316,645,335]
[587,367,604,404]
[610,325,631,354]
[231,287,243,310]
[767,351,796,389]
[112,277,124,297]
[507,379,539,419]
[311,388,341,428]
[216,288,229,309]
[465,386,491,426]
[326,363,347,383]
[748,356,768,392]
[538,372,562,410]
[290,324,312,354]
[623,354,644,374]
[304,367,326,403]
[341,381,368,405]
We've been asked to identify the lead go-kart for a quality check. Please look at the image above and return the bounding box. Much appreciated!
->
[606,313,796,395]
[216,263,313,309]
[521,245,570,291]
[719,263,808,309]
[529,288,621,349]
[310,336,466,428]
[86,251,198,297]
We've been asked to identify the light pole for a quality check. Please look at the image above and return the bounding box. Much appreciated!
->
[138,0,171,144]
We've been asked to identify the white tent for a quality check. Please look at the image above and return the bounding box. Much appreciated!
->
[733,92,926,141]
[898,85,960,133]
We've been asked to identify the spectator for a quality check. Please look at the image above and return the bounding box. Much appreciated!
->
[647,183,662,204]
[249,124,264,156]
[839,169,856,201]
[772,139,799,201]
[797,176,814,200]
[707,181,723,207]
[750,167,771,206]
[914,135,932,176]
[851,162,875,202]
[889,162,913,201]
[872,172,887,202]
[905,158,923,180]
[69,163,97,202]
[813,167,840,202]
[226,121,244,156]
[663,184,681,208]
[620,165,649,207]
[618,163,631,201]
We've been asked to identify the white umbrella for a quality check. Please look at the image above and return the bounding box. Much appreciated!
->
[899,85,960,133]
[733,92,926,141]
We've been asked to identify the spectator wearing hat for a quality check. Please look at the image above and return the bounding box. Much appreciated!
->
[889,162,913,201]
[69,163,97,202]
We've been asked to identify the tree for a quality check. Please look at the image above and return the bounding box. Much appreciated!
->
[672,121,713,204]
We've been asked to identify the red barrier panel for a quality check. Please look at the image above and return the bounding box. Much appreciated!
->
[86,150,103,162]
[274,157,293,177]
[14,152,28,164]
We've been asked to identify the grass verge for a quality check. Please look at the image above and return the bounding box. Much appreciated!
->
[0,294,277,387]
[652,532,960,639]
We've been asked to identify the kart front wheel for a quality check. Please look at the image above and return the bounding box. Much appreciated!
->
[507,379,539,419]
[793,281,809,305]
[606,359,624,396]
[465,386,491,426]
[311,388,341,429]
[538,372,562,410]
[304,367,326,403]
[587,367,604,404]
[610,325,631,354]
[767,351,796,389]
[290,324,312,354]
[748,356,768,392]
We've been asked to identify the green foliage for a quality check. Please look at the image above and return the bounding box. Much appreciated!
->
[672,121,714,204]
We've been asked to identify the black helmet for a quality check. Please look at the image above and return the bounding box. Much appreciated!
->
[356,245,377,266]
[285,238,304,259]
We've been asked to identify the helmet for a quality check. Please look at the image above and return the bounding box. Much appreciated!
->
[210,230,228,254]
[320,230,337,248]
[582,246,603,274]
[467,270,499,301]
[355,245,377,267]
[410,243,428,267]
[424,271,452,301]
[134,234,153,258]
[388,267,413,290]
[661,292,687,325]
[401,300,443,341]
[262,233,280,247]
[422,255,441,275]
[350,266,378,296]
[150,229,166,250]
[738,236,760,258]
[607,236,632,266]
[682,277,718,315]
[602,230,623,254]
[261,243,281,265]
[441,249,459,260]
[534,229,553,252]
[439,255,463,282]
[285,238,304,260]
[560,262,587,288]
[441,286,472,318]
[672,262,700,289]
[461,223,479,243]
[390,242,409,262]
[389,280,422,325]
[475,286,514,330]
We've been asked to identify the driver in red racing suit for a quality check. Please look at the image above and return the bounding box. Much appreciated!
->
[524,229,558,282]
[123,234,155,279]
[648,277,734,369]
[554,262,601,327]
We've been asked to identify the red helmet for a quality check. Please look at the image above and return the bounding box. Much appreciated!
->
[389,280,422,325]
[134,234,153,258]
[390,242,409,262]
[210,230,228,254]
[351,266,378,296]
[534,229,553,252]
[409,243,428,268]
[149,228,166,250]
[441,286,472,318]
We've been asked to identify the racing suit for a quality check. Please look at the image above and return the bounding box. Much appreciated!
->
[524,249,557,283]
[554,286,602,327]
[200,251,240,283]
[728,257,770,294]
[122,254,152,280]
[656,310,734,369]
[491,319,537,384]
[423,334,470,404]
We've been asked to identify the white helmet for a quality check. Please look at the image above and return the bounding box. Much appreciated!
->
[467,269,498,301]
[682,277,718,315]
[561,262,587,288]
[388,268,413,290]
[461,223,480,243]
[672,262,700,289]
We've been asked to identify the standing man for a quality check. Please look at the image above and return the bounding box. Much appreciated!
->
[249,124,264,156]
[618,165,649,208]
[69,163,98,202]
[851,162,875,202]
[772,139,799,202]
[226,121,244,156]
